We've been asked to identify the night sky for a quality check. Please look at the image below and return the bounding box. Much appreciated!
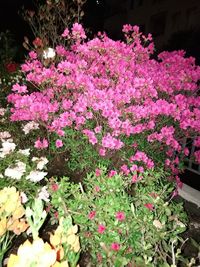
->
[0,0,33,37]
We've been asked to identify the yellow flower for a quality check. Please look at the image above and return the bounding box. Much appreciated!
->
[0,217,7,236]
[52,261,69,267]
[7,238,57,267]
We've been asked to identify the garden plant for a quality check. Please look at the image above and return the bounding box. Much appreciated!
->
[0,20,200,266]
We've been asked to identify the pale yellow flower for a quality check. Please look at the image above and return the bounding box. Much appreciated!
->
[7,238,57,267]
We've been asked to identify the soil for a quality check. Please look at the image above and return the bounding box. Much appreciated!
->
[180,200,200,266]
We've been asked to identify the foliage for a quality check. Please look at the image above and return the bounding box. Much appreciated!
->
[49,166,188,266]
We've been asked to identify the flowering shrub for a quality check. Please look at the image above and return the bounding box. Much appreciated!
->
[7,24,200,182]
[49,166,188,266]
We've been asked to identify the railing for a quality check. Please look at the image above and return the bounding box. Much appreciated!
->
[183,138,200,175]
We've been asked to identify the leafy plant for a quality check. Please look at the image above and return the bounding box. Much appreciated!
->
[49,166,188,266]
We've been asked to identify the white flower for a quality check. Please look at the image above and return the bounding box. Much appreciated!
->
[43,47,56,59]
[32,157,48,170]
[22,121,39,135]
[19,148,31,156]
[20,192,28,203]
[26,170,47,182]
[0,173,3,178]
[4,161,26,180]
[153,219,163,229]
[0,108,6,116]
[0,141,16,158]
[0,131,11,140]
[38,186,50,202]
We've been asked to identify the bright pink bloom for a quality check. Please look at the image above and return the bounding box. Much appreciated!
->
[131,174,138,183]
[116,211,125,221]
[99,148,106,156]
[95,168,101,177]
[12,83,28,94]
[144,203,154,211]
[62,28,69,37]
[34,138,48,149]
[111,242,120,251]
[51,183,59,191]
[88,211,96,220]
[98,224,106,234]
[108,170,117,177]
[56,139,63,148]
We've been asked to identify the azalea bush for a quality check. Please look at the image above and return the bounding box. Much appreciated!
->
[49,166,188,266]
[7,24,200,182]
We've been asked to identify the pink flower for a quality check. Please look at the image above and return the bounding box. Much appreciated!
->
[108,170,117,177]
[144,203,154,211]
[34,138,48,149]
[131,174,138,183]
[72,23,86,39]
[33,37,43,47]
[51,183,59,191]
[88,211,96,220]
[98,224,106,234]
[12,83,28,94]
[62,28,69,37]
[94,186,100,192]
[29,51,37,59]
[116,211,125,221]
[95,168,101,177]
[111,242,120,251]
[99,148,106,156]
[94,126,102,133]
[56,139,63,148]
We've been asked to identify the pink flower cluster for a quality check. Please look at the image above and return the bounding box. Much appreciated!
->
[7,23,200,178]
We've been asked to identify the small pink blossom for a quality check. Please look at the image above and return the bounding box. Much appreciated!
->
[108,170,117,177]
[132,174,138,183]
[95,168,101,177]
[116,211,125,221]
[99,148,106,156]
[51,183,59,191]
[111,242,120,251]
[98,224,106,234]
[34,138,48,149]
[88,211,96,220]
[144,203,154,211]
[12,83,28,94]
[56,139,63,148]
[62,28,69,37]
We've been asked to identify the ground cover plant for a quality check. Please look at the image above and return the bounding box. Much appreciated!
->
[0,21,200,266]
